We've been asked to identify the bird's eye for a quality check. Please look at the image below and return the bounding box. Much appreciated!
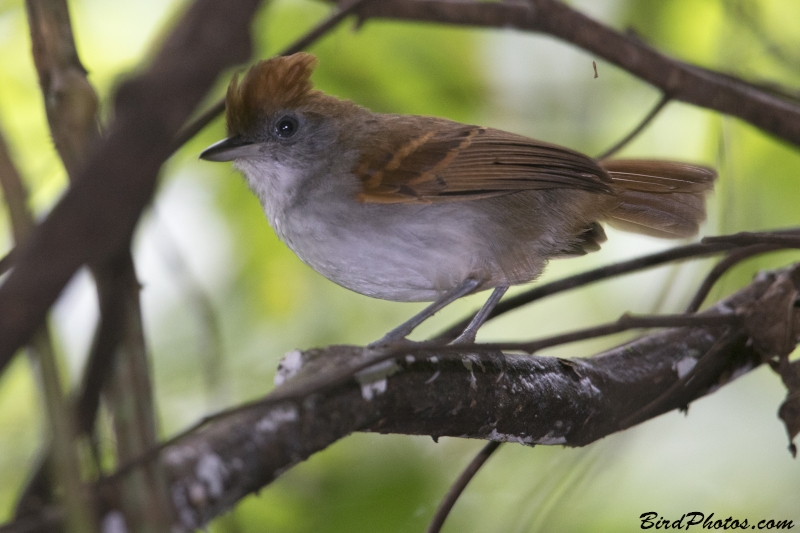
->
[274,116,299,138]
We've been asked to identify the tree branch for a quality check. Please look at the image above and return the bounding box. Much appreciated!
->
[0,0,264,376]
[343,0,800,148]
[93,262,793,532]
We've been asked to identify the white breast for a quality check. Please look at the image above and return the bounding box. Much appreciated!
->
[235,158,492,302]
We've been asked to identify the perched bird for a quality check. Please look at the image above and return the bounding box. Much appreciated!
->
[201,53,716,345]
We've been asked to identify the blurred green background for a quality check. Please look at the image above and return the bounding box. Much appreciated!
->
[1,0,800,531]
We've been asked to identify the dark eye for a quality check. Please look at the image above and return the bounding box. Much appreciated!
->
[274,116,299,138]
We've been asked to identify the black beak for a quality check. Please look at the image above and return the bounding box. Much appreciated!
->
[199,137,256,162]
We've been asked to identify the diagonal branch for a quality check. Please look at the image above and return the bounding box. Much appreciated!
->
[341,0,800,147]
[0,0,265,376]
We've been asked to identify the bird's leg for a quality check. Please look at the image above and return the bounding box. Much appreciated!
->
[370,277,482,347]
[451,286,508,345]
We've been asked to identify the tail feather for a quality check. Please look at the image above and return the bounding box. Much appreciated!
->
[600,159,716,238]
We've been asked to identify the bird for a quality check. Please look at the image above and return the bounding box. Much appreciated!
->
[200,52,716,346]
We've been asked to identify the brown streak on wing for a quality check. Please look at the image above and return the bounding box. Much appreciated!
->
[355,120,611,204]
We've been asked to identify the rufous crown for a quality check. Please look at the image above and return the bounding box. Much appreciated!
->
[225,52,320,136]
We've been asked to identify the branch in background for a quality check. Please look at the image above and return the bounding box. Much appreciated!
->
[437,229,800,341]
[722,0,800,72]
[595,93,671,160]
[25,0,99,178]
[0,0,263,376]
[22,1,174,528]
[154,216,227,408]
[426,441,501,533]
[685,244,784,313]
[0,132,34,243]
[0,112,95,533]
[338,0,800,148]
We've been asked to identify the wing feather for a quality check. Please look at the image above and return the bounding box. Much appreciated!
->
[355,121,611,203]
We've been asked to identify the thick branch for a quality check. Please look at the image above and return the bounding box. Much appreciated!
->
[347,0,800,147]
[148,263,795,531]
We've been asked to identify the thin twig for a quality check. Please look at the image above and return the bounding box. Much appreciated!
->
[0,132,34,242]
[351,0,800,147]
[154,214,227,407]
[459,313,739,355]
[426,441,502,533]
[23,1,174,528]
[0,119,94,529]
[595,93,671,160]
[723,0,800,73]
[437,228,800,341]
[703,232,800,247]
[436,244,726,341]
[686,244,784,313]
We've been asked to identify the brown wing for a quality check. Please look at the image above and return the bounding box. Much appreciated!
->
[355,120,612,204]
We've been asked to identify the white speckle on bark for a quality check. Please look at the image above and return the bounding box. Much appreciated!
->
[405,355,416,364]
[424,370,441,384]
[537,431,567,445]
[172,483,198,530]
[196,453,227,498]
[275,349,304,386]
[101,511,127,533]
[356,359,399,401]
[163,445,198,466]
[429,356,439,363]
[361,379,387,400]
[675,356,697,379]
[488,428,534,445]
[256,405,299,433]
[188,482,207,507]
[579,377,602,398]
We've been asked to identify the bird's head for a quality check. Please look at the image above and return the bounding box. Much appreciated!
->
[200,52,362,167]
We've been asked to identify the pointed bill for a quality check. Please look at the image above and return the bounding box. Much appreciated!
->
[200,137,261,162]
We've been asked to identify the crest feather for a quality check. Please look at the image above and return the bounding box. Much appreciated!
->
[225,52,319,136]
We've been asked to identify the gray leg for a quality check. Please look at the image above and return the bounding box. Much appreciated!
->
[370,277,483,347]
[452,285,509,345]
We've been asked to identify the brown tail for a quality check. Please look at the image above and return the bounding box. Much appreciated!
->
[600,159,717,238]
